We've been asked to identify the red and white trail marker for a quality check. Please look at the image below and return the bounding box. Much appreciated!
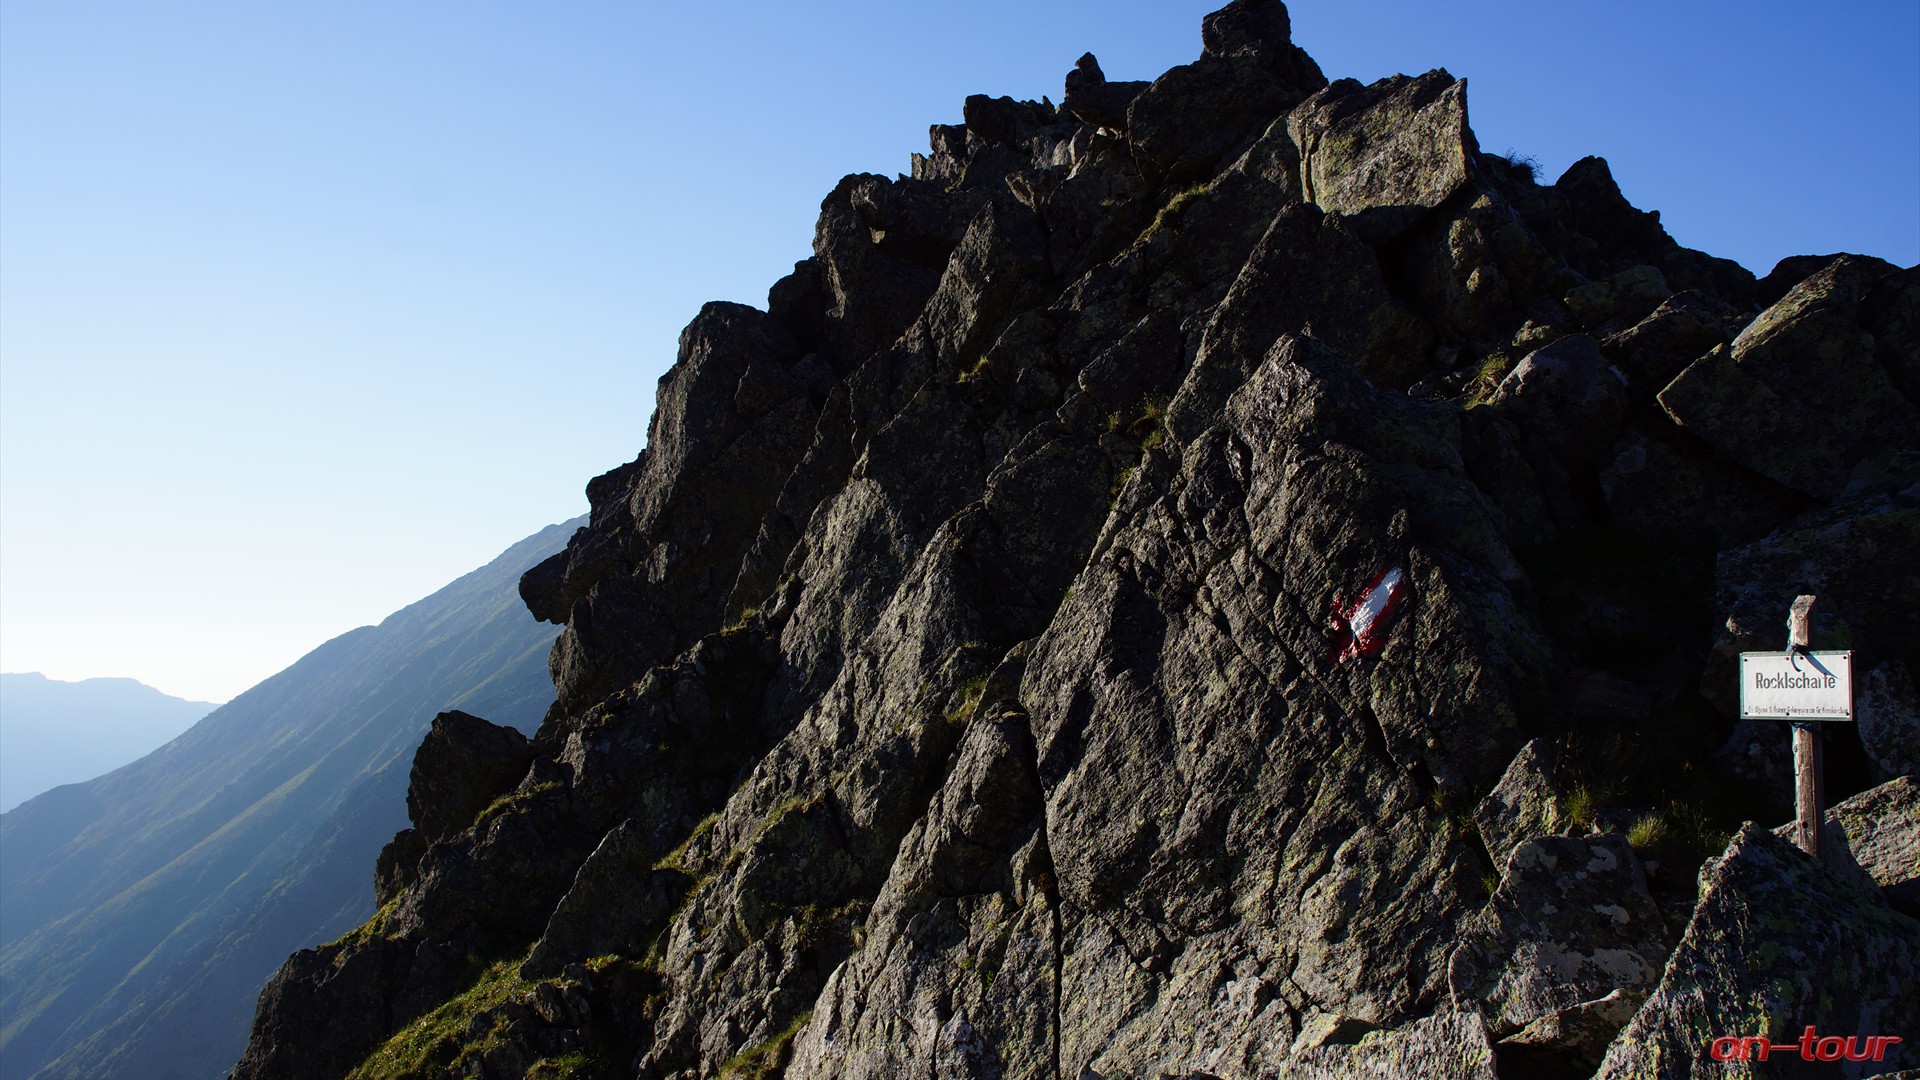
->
[1329,565,1406,664]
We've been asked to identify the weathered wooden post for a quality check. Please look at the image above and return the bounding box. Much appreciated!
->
[1737,593,1852,862]
[1788,595,1823,859]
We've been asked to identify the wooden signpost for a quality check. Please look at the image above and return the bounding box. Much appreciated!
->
[1738,595,1853,859]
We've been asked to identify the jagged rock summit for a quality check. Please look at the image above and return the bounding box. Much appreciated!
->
[233,1,1919,1077]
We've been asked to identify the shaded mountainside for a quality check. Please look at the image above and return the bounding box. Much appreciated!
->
[0,674,217,812]
[236,2,1919,1077]
[0,519,579,1080]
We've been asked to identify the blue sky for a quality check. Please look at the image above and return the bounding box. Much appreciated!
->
[2,0,1915,703]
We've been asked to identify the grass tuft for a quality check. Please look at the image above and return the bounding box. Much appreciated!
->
[721,606,761,636]
[718,1010,813,1078]
[1143,182,1211,240]
[956,352,993,386]
[653,812,721,872]
[1560,783,1604,831]
[321,894,404,951]
[946,673,991,725]
[1626,801,1728,864]
[1500,148,1541,183]
[472,779,566,831]
[347,957,527,1079]
[527,1053,598,1078]
[1463,353,1512,408]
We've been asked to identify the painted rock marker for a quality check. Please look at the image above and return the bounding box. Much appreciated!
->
[1329,565,1405,664]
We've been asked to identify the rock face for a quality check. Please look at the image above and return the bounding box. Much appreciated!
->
[1447,835,1670,1039]
[233,1,1920,1077]
[1271,1011,1499,1079]
[405,711,534,843]
[1595,826,1920,1079]
[1290,69,1476,247]
[1661,256,1920,501]
[1474,738,1571,868]
[1773,777,1920,918]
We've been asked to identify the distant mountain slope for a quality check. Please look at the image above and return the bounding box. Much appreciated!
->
[0,674,217,811]
[0,517,581,1080]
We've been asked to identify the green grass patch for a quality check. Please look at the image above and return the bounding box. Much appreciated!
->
[956,352,994,386]
[1626,801,1729,864]
[1499,148,1541,183]
[1428,786,1477,843]
[1559,783,1604,831]
[1463,353,1512,408]
[321,894,404,951]
[946,673,991,725]
[718,1010,813,1078]
[653,812,721,872]
[720,606,761,637]
[472,779,566,832]
[1107,394,1169,443]
[1143,182,1211,241]
[1128,393,1169,449]
[527,1053,599,1078]
[348,956,528,1079]
[725,791,831,872]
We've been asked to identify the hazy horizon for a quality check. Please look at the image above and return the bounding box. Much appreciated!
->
[0,670,218,810]
[0,669,219,703]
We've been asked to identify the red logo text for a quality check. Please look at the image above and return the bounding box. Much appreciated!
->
[1708,1027,1902,1063]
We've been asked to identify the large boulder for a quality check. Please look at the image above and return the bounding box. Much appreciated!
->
[1495,989,1644,1080]
[1268,1011,1499,1079]
[1447,835,1671,1038]
[1659,256,1920,501]
[1473,738,1572,870]
[1828,777,1920,915]
[1061,52,1148,132]
[1198,0,1327,90]
[1859,662,1920,783]
[1594,825,1920,1078]
[533,300,825,714]
[1865,265,1920,404]
[1489,334,1630,469]
[1186,203,1434,391]
[521,820,692,977]
[405,710,533,844]
[1288,70,1476,248]
[1126,0,1324,181]
[1554,156,1670,269]
[1601,289,1746,396]
[1770,777,1920,918]
[1563,264,1672,332]
[1127,54,1313,182]
[1598,430,1805,553]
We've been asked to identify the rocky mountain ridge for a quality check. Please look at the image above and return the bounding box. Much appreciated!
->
[234,2,1918,1077]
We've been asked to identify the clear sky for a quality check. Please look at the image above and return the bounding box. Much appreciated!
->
[3,0,1915,703]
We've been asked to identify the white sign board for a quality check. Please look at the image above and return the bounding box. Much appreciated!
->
[1739,650,1853,721]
